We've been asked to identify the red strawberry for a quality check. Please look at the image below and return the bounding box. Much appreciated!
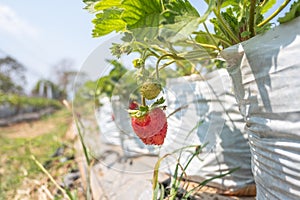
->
[129,101,139,110]
[131,108,167,145]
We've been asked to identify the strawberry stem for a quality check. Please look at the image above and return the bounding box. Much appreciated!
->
[142,95,146,106]
[155,53,182,79]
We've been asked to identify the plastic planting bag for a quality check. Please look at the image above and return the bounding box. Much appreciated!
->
[160,69,254,193]
[221,17,300,200]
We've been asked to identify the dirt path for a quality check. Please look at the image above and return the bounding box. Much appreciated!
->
[0,111,72,138]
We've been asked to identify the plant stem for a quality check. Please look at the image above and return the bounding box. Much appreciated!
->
[191,33,232,47]
[259,0,267,7]
[213,11,240,44]
[249,0,256,37]
[155,53,183,79]
[75,117,90,166]
[31,155,72,200]
[142,96,146,106]
[151,60,176,77]
[258,0,291,27]
[203,22,221,51]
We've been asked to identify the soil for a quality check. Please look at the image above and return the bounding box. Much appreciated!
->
[1,113,71,139]
[0,110,84,200]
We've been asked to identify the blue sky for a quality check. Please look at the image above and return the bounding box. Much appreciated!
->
[0,0,292,92]
[0,0,101,91]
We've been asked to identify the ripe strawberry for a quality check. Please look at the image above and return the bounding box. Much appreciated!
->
[131,108,167,145]
[140,81,161,100]
[129,101,139,110]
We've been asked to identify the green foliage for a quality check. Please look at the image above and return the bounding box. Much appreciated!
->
[85,0,296,72]
[152,144,239,199]
[278,0,300,24]
[92,9,126,37]
[0,56,26,94]
[0,92,62,110]
[96,59,127,98]
[261,0,277,14]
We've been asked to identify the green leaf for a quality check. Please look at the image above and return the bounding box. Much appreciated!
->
[221,0,239,8]
[121,0,163,28]
[278,0,300,24]
[160,0,213,42]
[261,0,277,14]
[151,97,165,108]
[161,17,200,42]
[83,0,99,12]
[152,154,171,196]
[241,31,251,38]
[163,0,200,24]
[94,0,122,10]
[195,31,218,45]
[92,9,126,37]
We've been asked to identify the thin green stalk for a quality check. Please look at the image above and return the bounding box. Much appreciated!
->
[182,167,240,199]
[147,48,160,58]
[169,162,180,200]
[215,12,240,44]
[74,117,90,166]
[155,54,183,79]
[258,0,291,27]
[31,155,73,200]
[249,0,256,37]
[196,43,219,50]
[189,34,232,48]
[74,117,92,200]
[202,0,237,44]
[150,60,176,77]
[203,22,221,51]
[141,96,146,106]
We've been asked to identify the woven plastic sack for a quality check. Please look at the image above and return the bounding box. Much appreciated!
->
[221,17,300,200]
[160,69,254,192]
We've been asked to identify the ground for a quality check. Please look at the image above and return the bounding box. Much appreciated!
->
[0,109,84,200]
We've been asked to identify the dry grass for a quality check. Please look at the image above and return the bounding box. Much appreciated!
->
[0,109,84,200]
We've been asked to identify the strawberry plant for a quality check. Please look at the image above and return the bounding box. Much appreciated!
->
[83,1,300,199]
[84,0,299,146]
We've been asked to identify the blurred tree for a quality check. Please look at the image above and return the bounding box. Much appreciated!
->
[0,56,26,94]
[31,79,66,100]
[52,58,83,100]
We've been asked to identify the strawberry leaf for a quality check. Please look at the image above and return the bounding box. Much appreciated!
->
[150,97,165,109]
[261,0,277,14]
[94,0,122,10]
[92,9,126,37]
[278,0,300,24]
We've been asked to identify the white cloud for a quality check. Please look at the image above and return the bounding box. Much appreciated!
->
[0,4,39,38]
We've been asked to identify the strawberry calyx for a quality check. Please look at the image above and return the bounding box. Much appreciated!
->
[127,97,166,118]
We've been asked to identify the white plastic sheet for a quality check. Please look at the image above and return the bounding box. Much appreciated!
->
[221,17,300,200]
[160,69,254,191]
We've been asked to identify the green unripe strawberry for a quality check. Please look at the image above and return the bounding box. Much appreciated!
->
[132,58,144,68]
[140,81,161,100]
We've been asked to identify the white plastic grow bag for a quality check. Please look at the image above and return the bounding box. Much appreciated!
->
[221,17,300,200]
[96,97,122,146]
[160,69,254,192]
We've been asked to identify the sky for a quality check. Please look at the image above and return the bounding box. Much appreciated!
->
[0,0,292,93]
[0,0,101,92]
